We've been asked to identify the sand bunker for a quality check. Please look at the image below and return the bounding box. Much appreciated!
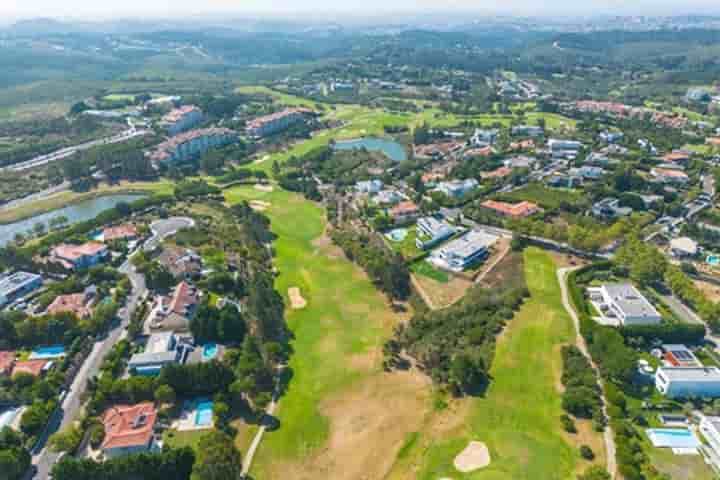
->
[253,155,270,164]
[254,183,274,192]
[453,441,490,473]
[249,200,271,212]
[288,287,307,309]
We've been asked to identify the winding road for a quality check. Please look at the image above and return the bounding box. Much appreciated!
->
[557,267,617,479]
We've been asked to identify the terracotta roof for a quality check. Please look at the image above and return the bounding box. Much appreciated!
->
[663,152,690,163]
[52,242,107,262]
[482,167,513,179]
[706,137,720,147]
[150,128,236,161]
[101,402,157,451]
[464,146,494,157]
[103,224,138,242]
[162,105,201,123]
[481,200,540,218]
[12,359,48,377]
[47,293,93,319]
[390,201,420,217]
[0,351,16,375]
[168,281,199,316]
[652,168,689,179]
[246,108,313,130]
[510,139,535,151]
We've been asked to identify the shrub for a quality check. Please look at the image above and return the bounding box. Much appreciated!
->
[580,444,595,460]
[561,414,577,433]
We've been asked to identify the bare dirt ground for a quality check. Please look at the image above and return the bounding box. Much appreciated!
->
[454,441,491,472]
[288,287,307,309]
[249,200,271,211]
[413,273,474,309]
[694,279,720,303]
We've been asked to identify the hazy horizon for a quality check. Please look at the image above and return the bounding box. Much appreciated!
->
[3,0,720,23]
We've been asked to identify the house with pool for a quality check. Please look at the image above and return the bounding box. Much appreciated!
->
[101,402,158,458]
[49,242,108,270]
[655,366,720,398]
[128,331,186,375]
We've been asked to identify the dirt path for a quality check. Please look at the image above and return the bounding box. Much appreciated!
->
[557,267,617,479]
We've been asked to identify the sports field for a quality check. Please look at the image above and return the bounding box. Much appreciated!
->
[388,248,596,479]
[224,186,432,480]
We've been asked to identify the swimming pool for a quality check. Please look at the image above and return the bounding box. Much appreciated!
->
[646,428,701,448]
[194,400,213,426]
[29,345,65,360]
[707,255,720,266]
[202,343,218,361]
[385,228,408,242]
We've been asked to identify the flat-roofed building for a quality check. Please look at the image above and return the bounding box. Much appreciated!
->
[656,367,720,398]
[512,125,544,137]
[598,283,662,326]
[0,272,42,307]
[128,331,184,375]
[160,105,203,136]
[101,402,158,458]
[436,179,479,198]
[355,180,383,194]
[699,415,720,458]
[662,344,702,368]
[651,167,690,185]
[430,229,498,272]
[415,217,456,250]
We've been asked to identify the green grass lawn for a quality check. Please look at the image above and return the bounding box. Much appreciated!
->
[223,186,400,477]
[413,248,580,479]
[525,112,578,131]
[386,225,424,260]
[162,428,209,451]
[647,437,716,480]
[411,260,450,283]
[496,183,584,210]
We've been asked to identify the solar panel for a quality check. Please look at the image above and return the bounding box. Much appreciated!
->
[672,350,694,361]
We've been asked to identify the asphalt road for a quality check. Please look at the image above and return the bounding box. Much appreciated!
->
[31,258,146,479]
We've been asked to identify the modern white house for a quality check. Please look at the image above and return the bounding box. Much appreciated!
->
[128,332,185,375]
[669,237,699,258]
[0,272,42,308]
[471,129,499,146]
[597,283,662,325]
[655,367,720,398]
[415,217,456,250]
[355,179,383,194]
[435,179,479,198]
[430,229,498,272]
[699,415,720,461]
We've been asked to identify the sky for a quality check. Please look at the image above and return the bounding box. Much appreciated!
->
[2,0,720,22]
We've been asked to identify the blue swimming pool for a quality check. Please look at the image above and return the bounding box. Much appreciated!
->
[646,428,701,448]
[29,345,65,360]
[385,228,408,242]
[194,400,213,426]
[202,343,218,361]
[708,255,720,266]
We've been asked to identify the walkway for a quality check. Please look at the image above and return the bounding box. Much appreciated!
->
[557,267,617,479]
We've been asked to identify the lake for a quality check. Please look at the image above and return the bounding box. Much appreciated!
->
[333,137,407,162]
[0,194,146,247]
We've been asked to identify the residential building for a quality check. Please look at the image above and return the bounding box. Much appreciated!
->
[128,331,185,374]
[480,200,540,219]
[430,229,498,272]
[355,180,383,194]
[687,88,712,103]
[597,283,662,325]
[373,189,404,206]
[651,168,690,185]
[547,173,582,189]
[0,351,15,376]
[389,201,420,225]
[436,179,479,198]
[669,237,699,258]
[662,344,702,368]
[101,402,158,458]
[160,106,203,136]
[699,415,720,458]
[414,142,463,159]
[509,139,536,151]
[599,131,624,143]
[50,242,108,270]
[0,272,42,308]
[101,224,139,242]
[481,167,513,180]
[656,367,720,398]
[591,198,632,219]
[548,139,583,151]
[511,125,544,137]
[147,281,200,333]
[464,146,494,158]
[504,155,538,169]
[571,166,606,180]
[11,359,49,378]
[156,247,203,280]
[245,108,312,138]
[415,217,456,250]
[585,152,612,166]
[149,128,238,165]
[663,151,691,164]
[471,129,499,147]
[46,288,96,319]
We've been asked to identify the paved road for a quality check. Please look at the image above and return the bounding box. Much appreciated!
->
[31,257,146,479]
[0,182,70,212]
[2,129,149,173]
[557,267,617,479]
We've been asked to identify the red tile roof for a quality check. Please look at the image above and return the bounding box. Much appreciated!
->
[481,200,540,218]
[101,402,157,451]
[464,146,494,157]
[246,108,313,130]
[52,242,107,262]
[663,152,690,163]
[103,224,138,242]
[47,293,93,319]
[652,168,689,179]
[12,359,48,377]
[168,281,198,316]
[389,201,419,217]
[706,137,720,147]
[481,167,513,179]
[162,105,201,123]
[0,351,16,375]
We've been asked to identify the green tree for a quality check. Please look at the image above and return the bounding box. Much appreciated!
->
[191,431,242,480]
[577,465,611,480]
[154,384,176,405]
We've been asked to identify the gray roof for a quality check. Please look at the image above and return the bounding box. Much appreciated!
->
[602,283,661,319]
[0,271,41,296]
[439,230,498,260]
[658,367,720,382]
